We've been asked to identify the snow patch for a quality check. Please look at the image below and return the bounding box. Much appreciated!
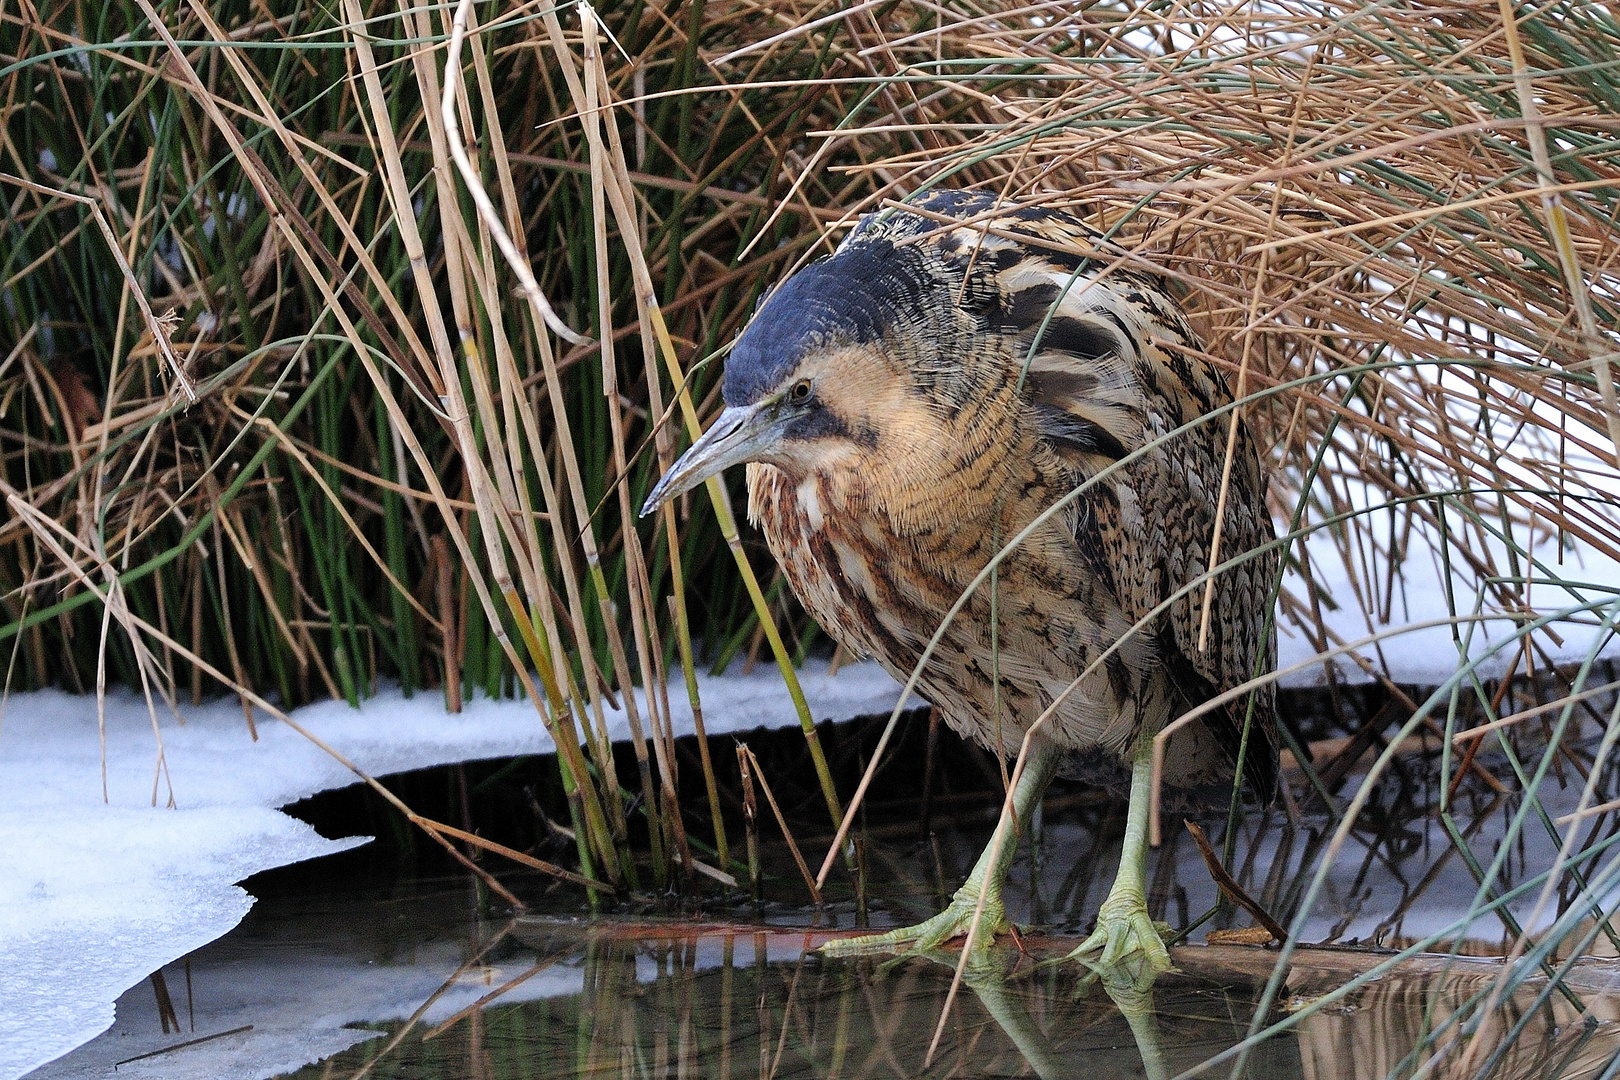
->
[0,660,907,1078]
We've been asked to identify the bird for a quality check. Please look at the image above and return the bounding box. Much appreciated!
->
[641,188,1277,980]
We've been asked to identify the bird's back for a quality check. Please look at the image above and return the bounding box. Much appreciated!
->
[745,189,1278,803]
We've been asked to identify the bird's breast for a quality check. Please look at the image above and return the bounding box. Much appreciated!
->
[746,456,1142,758]
[747,463,956,662]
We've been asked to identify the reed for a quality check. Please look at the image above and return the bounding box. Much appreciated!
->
[5,1,1620,1071]
[0,0,921,885]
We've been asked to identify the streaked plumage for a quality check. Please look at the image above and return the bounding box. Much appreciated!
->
[643,188,1277,974]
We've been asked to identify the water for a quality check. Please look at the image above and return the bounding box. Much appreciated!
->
[34,715,1620,1080]
[41,814,1620,1080]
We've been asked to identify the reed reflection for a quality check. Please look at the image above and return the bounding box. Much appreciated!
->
[295,919,1618,1080]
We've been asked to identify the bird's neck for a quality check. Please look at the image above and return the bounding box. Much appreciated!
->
[836,379,1060,551]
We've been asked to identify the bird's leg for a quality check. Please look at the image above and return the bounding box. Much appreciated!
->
[821,739,1060,959]
[1059,726,1173,982]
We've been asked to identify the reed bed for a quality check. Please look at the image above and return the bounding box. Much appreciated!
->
[4,0,1620,1073]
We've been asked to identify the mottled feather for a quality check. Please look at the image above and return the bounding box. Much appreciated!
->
[741,189,1277,802]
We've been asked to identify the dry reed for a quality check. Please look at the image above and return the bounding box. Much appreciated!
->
[4,1,1620,1068]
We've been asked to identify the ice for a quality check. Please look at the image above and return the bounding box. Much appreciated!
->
[4,514,1616,1076]
[2,806,357,1080]
[29,933,587,1080]
[28,888,819,1080]
[0,660,907,1079]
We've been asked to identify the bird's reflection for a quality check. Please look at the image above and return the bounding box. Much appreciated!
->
[313,920,1620,1080]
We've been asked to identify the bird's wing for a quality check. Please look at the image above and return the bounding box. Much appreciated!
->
[984,227,1280,794]
[857,189,1277,718]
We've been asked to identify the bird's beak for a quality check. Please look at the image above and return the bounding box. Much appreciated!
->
[640,402,781,517]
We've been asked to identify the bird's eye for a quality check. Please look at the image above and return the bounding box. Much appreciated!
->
[788,379,814,404]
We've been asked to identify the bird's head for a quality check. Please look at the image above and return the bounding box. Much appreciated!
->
[641,237,959,517]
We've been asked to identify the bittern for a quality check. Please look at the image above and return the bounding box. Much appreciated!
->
[642,189,1277,979]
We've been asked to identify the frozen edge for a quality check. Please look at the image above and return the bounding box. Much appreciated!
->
[7,605,1619,1079]
[0,659,902,1079]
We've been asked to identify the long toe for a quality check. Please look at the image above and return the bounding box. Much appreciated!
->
[1100,910,1172,983]
[820,889,1008,959]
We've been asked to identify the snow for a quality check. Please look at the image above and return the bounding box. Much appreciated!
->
[1278,504,1620,686]
[1268,355,1620,688]
[3,508,1616,1077]
[0,660,907,1080]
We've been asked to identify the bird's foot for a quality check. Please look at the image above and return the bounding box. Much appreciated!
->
[1056,891,1174,986]
[820,885,1008,960]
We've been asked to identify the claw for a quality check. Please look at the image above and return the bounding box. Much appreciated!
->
[820,887,1008,959]
[1056,892,1174,985]
[1048,727,1177,990]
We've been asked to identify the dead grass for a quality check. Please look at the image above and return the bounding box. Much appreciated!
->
[3,2,1620,1063]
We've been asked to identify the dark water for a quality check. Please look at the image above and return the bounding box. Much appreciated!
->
[38,716,1620,1080]
[48,834,1620,1080]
